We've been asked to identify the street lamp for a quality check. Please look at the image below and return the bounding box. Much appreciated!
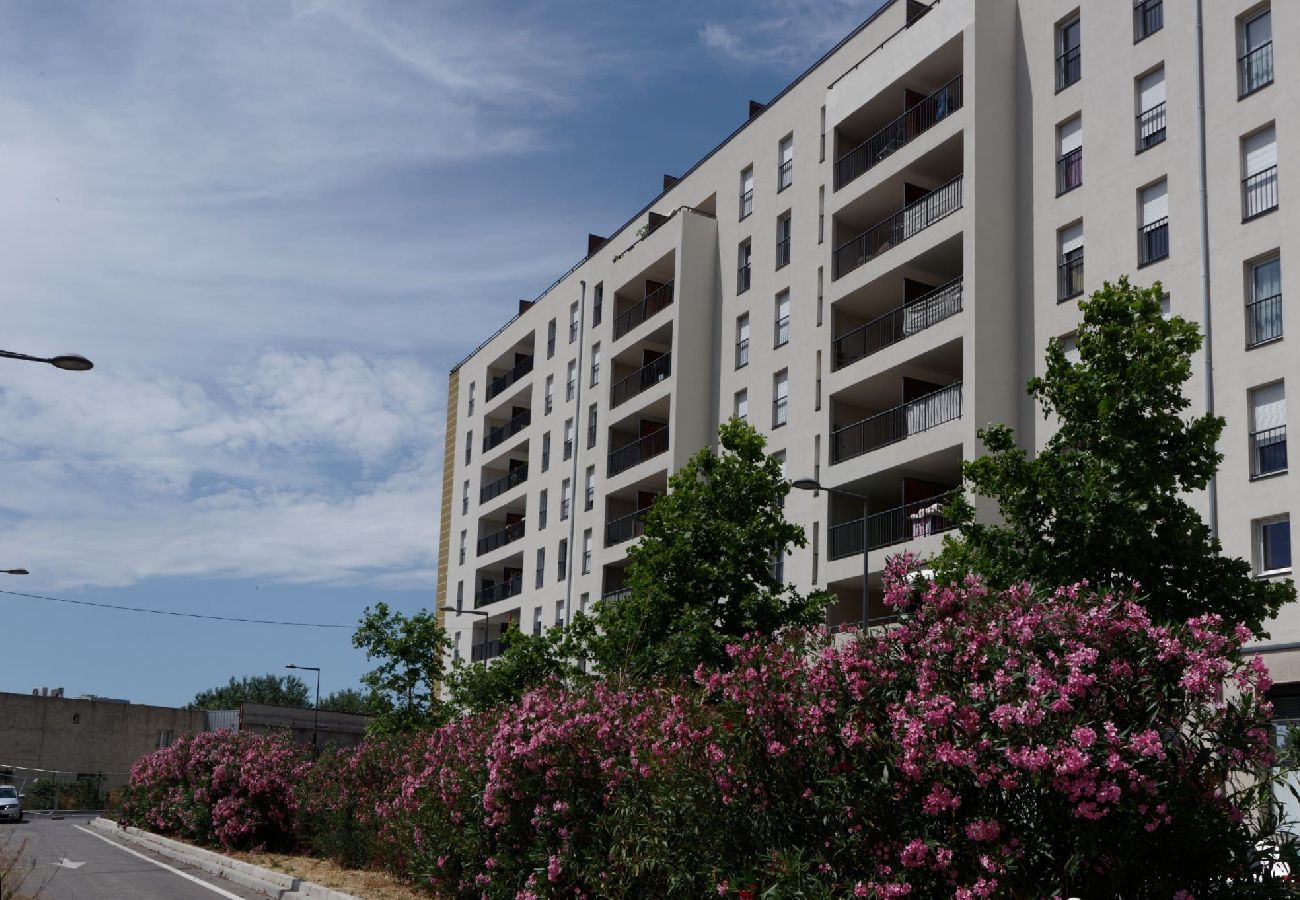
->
[285,664,320,752]
[792,477,870,629]
[441,606,489,662]
[0,350,93,371]
[1,569,28,575]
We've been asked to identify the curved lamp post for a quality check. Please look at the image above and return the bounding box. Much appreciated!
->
[285,664,320,752]
[792,477,870,628]
[0,350,93,371]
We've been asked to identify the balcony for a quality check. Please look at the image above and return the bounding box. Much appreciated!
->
[1136,103,1166,153]
[834,76,963,192]
[1239,41,1273,98]
[833,277,962,371]
[830,383,962,465]
[1246,292,1283,348]
[477,520,525,556]
[828,492,958,560]
[602,586,632,603]
[1251,426,1288,479]
[1134,0,1163,42]
[1243,167,1279,221]
[480,463,528,504]
[1056,148,1082,196]
[486,355,533,402]
[832,176,963,281]
[611,352,672,408]
[605,508,650,547]
[483,409,530,453]
[614,281,675,341]
[608,426,670,477]
[471,640,505,662]
[475,575,522,608]
[1138,218,1169,267]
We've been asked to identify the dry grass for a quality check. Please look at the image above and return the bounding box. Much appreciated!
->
[0,827,41,900]
[227,850,430,900]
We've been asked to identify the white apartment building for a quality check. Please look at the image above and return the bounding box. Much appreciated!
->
[435,0,1298,698]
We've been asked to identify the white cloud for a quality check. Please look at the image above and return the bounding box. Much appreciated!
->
[700,22,743,56]
[699,0,882,67]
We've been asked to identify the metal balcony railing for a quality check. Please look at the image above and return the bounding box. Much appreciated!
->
[1134,0,1163,42]
[605,508,650,547]
[613,281,675,341]
[1058,252,1084,302]
[483,409,530,453]
[738,261,752,294]
[1056,147,1082,196]
[471,640,504,662]
[485,355,533,402]
[776,236,791,269]
[827,492,958,560]
[477,520,525,556]
[610,353,672,408]
[1138,218,1169,267]
[1056,44,1081,92]
[830,383,963,464]
[778,159,793,191]
[1246,293,1283,348]
[1239,41,1273,98]
[1136,103,1166,152]
[475,575,522,608]
[1243,166,1279,221]
[739,188,753,220]
[775,316,790,347]
[480,464,528,504]
[735,339,749,369]
[608,426,669,477]
[1251,425,1288,479]
[832,175,963,280]
[602,587,632,603]
[832,277,962,371]
[834,75,964,191]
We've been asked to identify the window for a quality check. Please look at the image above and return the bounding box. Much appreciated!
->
[1138,180,1169,267]
[776,212,792,269]
[561,479,572,521]
[774,290,790,347]
[739,166,754,220]
[738,240,752,293]
[1239,7,1273,97]
[592,283,603,327]
[1057,115,1083,195]
[536,548,546,589]
[1243,125,1279,221]
[558,539,568,580]
[773,370,789,427]
[1247,255,1283,347]
[458,530,467,565]
[566,360,577,401]
[1058,222,1084,301]
[456,580,464,612]
[819,105,827,162]
[815,350,822,411]
[582,529,593,574]
[569,301,579,343]
[778,135,793,191]
[735,314,750,369]
[1250,381,1288,478]
[1134,0,1162,42]
[555,599,564,626]
[584,465,595,511]
[1135,67,1166,152]
[464,430,473,465]
[587,404,598,450]
[532,606,542,636]
[462,480,469,515]
[590,343,601,386]
[547,319,556,358]
[564,418,574,460]
[468,381,476,416]
[1257,515,1292,575]
[1060,332,1081,365]
[1056,15,1081,92]
[544,374,554,414]
[734,389,748,421]
[541,432,551,472]
[539,489,549,530]
[818,186,825,244]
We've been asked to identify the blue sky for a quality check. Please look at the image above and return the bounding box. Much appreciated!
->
[0,0,881,706]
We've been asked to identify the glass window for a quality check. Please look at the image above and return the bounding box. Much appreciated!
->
[587,404,598,449]
[1135,67,1166,152]
[1250,381,1288,478]
[1057,115,1083,195]
[585,465,595,510]
[561,479,572,520]
[738,240,752,293]
[544,374,554,414]
[1138,180,1169,267]
[590,343,601,386]
[468,382,476,416]
[569,301,579,343]
[582,529,593,574]
[564,418,574,460]
[558,539,568,580]
[776,212,792,269]
[536,548,546,589]
[1239,8,1273,96]
[547,319,556,358]
[539,489,548,529]
[1056,16,1081,91]
[541,432,551,472]
[775,290,790,347]
[592,283,603,327]
[1058,222,1084,301]
[566,360,576,401]
[735,314,750,369]
[1242,126,1278,220]
[739,166,754,220]
[1259,516,1292,574]
[773,370,789,427]
[1247,255,1283,347]
[735,389,748,421]
[778,135,793,191]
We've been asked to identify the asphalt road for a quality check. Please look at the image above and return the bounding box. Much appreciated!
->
[3,814,267,899]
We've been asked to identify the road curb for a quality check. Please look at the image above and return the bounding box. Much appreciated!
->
[89,818,360,900]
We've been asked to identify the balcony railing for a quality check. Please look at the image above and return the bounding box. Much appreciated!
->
[1243,166,1279,221]
[1056,147,1082,196]
[1134,0,1163,42]
[834,76,964,191]
[471,640,504,662]
[613,281,675,340]
[480,464,528,504]
[602,587,632,603]
[1251,425,1288,479]
[739,188,753,220]
[483,409,530,453]
[830,383,963,465]
[775,316,790,347]
[475,575,522,609]
[832,277,963,371]
[735,339,749,369]
[832,175,963,280]
[605,508,650,547]
[610,353,672,408]
[608,426,670,477]
[1138,218,1169,267]
[776,236,791,269]
[1056,44,1081,92]
[778,159,793,191]
[828,492,958,560]
[1246,293,1283,348]
[1239,41,1273,98]
[485,355,533,402]
[1058,252,1084,302]
[1136,103,1166,152]
[738,261,752,294]
[477,520,525,556]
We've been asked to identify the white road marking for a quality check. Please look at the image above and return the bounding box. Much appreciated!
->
[53,857,86,869]
[71,824,245,899]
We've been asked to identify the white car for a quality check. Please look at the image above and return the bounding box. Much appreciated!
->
[0,786,23,823]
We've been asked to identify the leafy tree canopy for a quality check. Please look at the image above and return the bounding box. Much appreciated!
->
[588,418,831,681]
[188,674,310,710]
[319,687,389,716]
[445,621,591,715]
[352,602,449,733]
[936,277,1293,633]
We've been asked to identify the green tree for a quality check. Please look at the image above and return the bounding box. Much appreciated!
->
[936,277,1293,632]
[319,687,388,716]
[588,419,830,681]
[444,620,591,715]
[352,602,449,732]
[188,674,310,710]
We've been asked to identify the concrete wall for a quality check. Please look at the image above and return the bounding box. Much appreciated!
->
[238,703,369,750]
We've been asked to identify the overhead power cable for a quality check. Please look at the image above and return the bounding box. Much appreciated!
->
[0,588,354,629]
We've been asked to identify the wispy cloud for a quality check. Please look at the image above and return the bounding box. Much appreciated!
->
[698,0,884,68]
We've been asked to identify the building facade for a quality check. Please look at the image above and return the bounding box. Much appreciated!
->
[436,0,1297,688]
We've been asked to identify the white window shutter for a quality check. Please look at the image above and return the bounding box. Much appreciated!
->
[1058,116,1082,155]
[1060,222,1084,255]
[1253,382,1287,431]
[1138,68,1166,113]
[1141,180,1169,225]
[1245,127,1277,177]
